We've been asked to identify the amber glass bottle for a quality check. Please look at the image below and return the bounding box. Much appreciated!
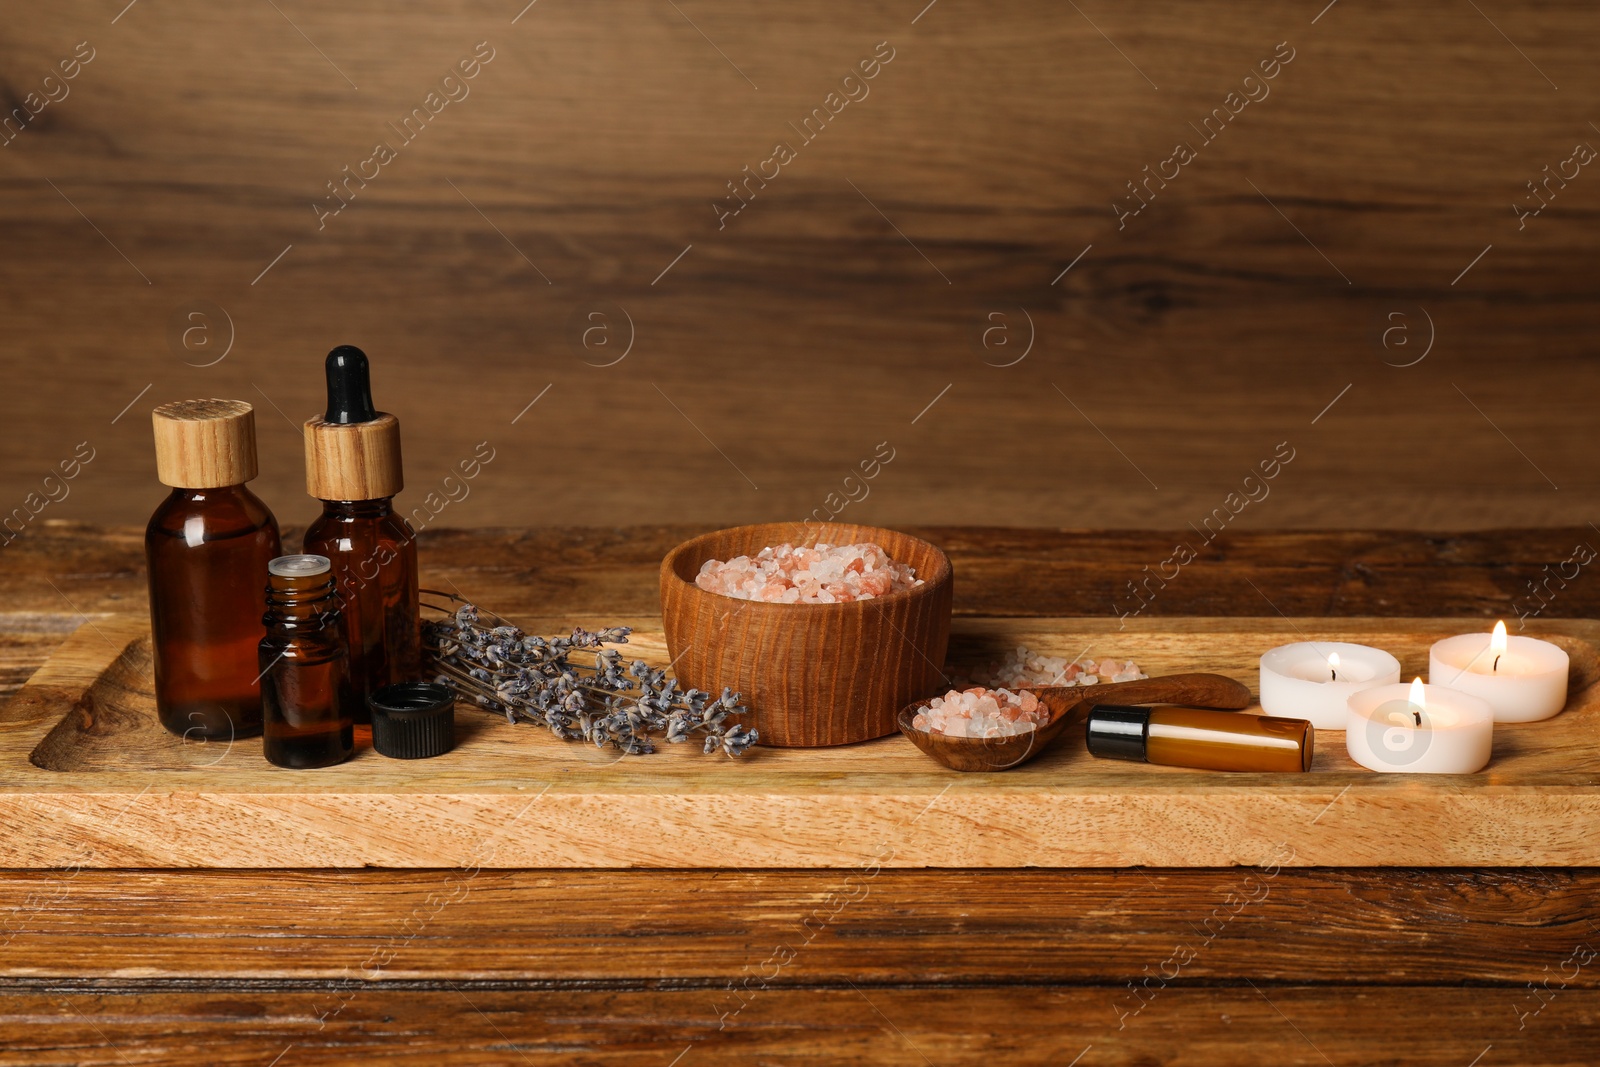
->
[1086,705,1312,772]
[260,554,354,768]
[302,346,420,722]
[303,498,419,713]
[146,400,282,740]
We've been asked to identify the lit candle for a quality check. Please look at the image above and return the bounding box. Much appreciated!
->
[1259,642,1402,729]
[1428,621,1568,722]
[1346,678,1494,773]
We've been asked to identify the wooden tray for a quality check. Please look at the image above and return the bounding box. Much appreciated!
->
[2,614,1597,869]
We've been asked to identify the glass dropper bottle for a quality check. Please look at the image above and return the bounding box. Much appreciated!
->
[301,346,420,721]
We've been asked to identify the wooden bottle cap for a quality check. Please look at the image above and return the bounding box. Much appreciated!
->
[303,412,404,501]
[151,399,260,488]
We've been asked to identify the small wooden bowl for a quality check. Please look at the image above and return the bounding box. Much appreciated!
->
[661,522,953,747]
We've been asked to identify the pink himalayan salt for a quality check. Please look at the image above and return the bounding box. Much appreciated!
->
[911,687,1049,738]
[694,542,923,604]
[976,646,1147,689]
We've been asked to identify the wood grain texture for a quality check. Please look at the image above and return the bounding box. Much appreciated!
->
[659,521,952,746]
[3,867,1597,985]
[303,413,405,501]
[149,400,259,489]
[0,987,1596,1066]
[5,611,1600,868]
[10,521,1600,626]
[2,3,1599,532]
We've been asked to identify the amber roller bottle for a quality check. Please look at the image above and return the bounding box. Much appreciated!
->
[302,346,420,721]
[1085,704,1313,772]
[260,554,354,768]
[146,400,283,740]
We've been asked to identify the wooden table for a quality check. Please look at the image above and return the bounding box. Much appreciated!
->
[3,523,1598,1065]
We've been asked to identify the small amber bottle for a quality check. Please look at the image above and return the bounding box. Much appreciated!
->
[302,346,420,722]
[146,400,282,740]
[260,554,355,768]
[1086,705,1313,772]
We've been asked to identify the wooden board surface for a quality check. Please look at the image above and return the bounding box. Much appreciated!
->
[3,867,1596,985]
[3,527,1599,1064]
[3,2,1599,533]
[4,611,1597,868]
[2,987,1595,1066]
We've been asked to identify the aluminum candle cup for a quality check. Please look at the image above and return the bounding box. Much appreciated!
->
[1346,681,1493,774]
[1428,623,1568,723]
[1259,642,1401,730]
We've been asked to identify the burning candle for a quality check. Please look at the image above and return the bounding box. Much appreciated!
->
[1259,642,1402,729]
[1428,621,1568,723]
[1346,678,1494,773]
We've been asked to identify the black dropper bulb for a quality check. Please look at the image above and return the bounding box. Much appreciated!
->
[324,345,377,424]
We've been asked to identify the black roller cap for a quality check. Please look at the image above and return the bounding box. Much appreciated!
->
[1085,704,1151,762]
[324,345,377,424]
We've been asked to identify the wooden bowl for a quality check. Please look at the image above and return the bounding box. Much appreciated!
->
[660,522,953,747]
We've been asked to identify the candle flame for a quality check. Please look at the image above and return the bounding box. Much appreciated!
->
[1409,677,1426,712]
[1328,651,1339,680]
[1491,620,1507,666]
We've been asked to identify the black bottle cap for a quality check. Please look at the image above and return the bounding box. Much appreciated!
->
[369,682,455,759]
[1085,704,1150,762]
[324,345,378,424]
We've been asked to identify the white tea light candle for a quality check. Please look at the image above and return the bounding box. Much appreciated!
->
[1260,642,1401,729]
[1346,679,1494,773]
[1428,621,1568,723]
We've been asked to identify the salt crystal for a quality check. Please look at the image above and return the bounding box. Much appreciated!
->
[911,687,1051,738]
[694,542,924,604]
[970,645,1148,691]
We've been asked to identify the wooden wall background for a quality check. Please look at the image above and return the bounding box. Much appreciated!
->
[1,0,1596,532]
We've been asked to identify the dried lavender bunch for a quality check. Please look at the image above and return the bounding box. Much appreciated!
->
[421,593,757,756]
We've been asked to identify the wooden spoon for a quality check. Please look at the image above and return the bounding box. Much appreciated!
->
[897,674,1253,772]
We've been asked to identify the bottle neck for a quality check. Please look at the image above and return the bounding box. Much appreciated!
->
[265,573,340,622]
[319,498,394,519]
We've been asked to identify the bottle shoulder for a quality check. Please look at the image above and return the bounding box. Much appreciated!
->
[304,503,416,554]
[237,486,279,529]
[382,512,418,546]
[302,510,340,547]
[146,486,281,544]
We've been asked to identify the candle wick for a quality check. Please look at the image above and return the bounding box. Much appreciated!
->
[1493,654,1500,672]
[1413,708,1422,726]
[1330,669,1337,681]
